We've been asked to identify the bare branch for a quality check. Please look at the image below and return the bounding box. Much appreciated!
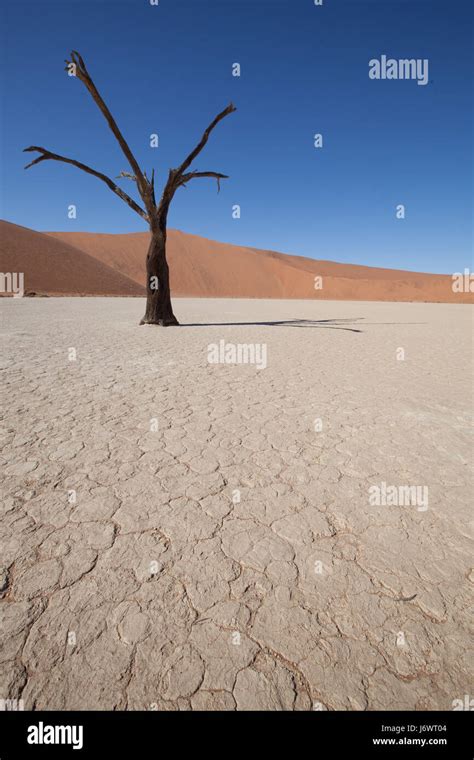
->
[65,51,152,209]
[178,171,229,193]
[150,168,156,206]
[156,104,236,218]
[175,103,236,178]
[24,146,148,221]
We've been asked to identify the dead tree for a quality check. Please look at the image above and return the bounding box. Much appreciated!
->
[24,51,236,325]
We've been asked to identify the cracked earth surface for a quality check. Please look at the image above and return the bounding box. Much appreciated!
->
[0,297,472,711]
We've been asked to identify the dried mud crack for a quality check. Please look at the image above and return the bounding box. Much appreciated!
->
[0,297,472,710]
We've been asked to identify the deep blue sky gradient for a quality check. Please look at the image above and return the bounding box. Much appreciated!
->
[1,0,472,273]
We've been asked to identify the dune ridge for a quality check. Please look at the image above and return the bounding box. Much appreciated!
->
[0,220,470,302]
[47,228,472,303]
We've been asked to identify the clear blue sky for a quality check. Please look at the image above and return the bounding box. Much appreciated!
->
[1,0,472,273]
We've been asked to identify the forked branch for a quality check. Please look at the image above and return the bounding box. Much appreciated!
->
[175,103,236,177]
[24,53,236,228]
[158,104,236,213]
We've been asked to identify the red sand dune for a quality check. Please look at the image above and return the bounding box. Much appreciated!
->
[48,228,472,303]
[0,220,471,302]
[0,221,143,296]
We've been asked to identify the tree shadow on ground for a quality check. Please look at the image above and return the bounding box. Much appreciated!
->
[179,317,365,332]
[179,317,428,333]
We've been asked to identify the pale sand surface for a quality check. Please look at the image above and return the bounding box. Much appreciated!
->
[1,297,472,710]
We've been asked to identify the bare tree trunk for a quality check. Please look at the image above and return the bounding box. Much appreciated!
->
[140,230,179,326]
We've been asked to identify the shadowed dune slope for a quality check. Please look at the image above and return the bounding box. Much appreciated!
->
[0,221,144,296]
